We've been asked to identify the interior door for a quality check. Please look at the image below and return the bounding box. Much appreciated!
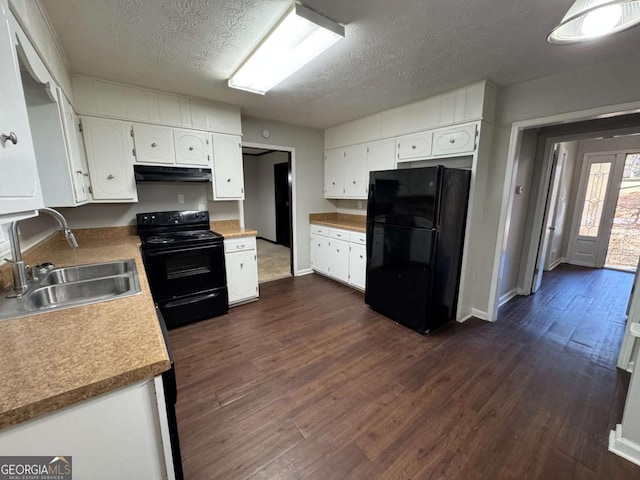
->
[568,152,623,267]
[274,161,291,247]
[532,148,560,292]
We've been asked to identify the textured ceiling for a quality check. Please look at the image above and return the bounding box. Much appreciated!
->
[41,0,640,129]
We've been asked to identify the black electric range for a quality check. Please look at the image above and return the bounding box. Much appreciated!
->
[137,210,228,329]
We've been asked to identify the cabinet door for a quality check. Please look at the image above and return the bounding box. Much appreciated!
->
[212,133,244,199]
[59,94,89,203]
[310,233,330,275]
[226,250,258,304]
[82,117,137,201]
[397,131,433,161]
[367,139,395,173]
[349,243,366,290]
[173,129,211,166]
[344,144,368,198]
[324,148,344,198]
[328,238,349,282]
[0,1,42,215]
[432,123,477,156]
[133,123,175,165]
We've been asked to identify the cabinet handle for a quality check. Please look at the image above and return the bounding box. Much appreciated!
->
[336,249,340,253]
[332,182,335,185]
[449,138,455,144]
[411,144,416,149]
[83,173,89,177]
[237,244,245,249]
[360,255,363,259]
[107,174,115,180]
[151,142,157,148]
[1,132,17,145]
[240,263,244,268]
[352,181,356,184]
[76,170,83,174]
[227,178,231,182]
[189,146,194,151]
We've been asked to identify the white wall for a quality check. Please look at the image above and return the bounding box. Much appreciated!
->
[242,151,289,242]
[241,116,332,273]
[484,50,640,317]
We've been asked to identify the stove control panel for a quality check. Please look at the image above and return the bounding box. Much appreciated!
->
[137,210,210,227]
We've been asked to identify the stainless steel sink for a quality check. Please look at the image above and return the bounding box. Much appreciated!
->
[39,260,133,285]
[0,259,141,320]
[24,276,135,311]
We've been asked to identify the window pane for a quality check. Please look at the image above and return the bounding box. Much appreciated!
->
[579,162,611,237]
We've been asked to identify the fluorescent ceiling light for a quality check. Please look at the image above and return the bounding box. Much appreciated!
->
[228,3,345,95]
[548,0,640,44]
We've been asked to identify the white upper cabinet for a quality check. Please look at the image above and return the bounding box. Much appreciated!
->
[344,144,368,198]
[432,123,477,157]
[211,133,243,200]
[367,139,395,173]
[81,117,137,202]
[324,148,344,198]
[72,75,242,135]
[61,97,91,204]
[0,1,42,218]
[174,129,211,166]
[132,123,175,165]
[397,131,433,161]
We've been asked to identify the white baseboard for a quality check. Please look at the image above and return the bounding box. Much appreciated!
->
[499,289,517,307]
[295,268,314,277]
[472,308,488,320]
[546,257,565,271]
[516,287,529,296]
[609,424,640,466]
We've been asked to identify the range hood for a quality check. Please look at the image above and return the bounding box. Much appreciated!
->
[134,165,212,183]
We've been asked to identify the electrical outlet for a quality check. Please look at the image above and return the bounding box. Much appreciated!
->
[177,194,184,204]
[198,204,205,211]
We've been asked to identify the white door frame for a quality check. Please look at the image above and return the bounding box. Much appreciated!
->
[488,100,640,322]
[241,141,299,275]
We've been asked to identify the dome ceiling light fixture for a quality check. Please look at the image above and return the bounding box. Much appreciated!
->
[548,0,640,44]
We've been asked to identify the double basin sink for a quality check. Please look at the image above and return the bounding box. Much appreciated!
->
[0,260,141,320]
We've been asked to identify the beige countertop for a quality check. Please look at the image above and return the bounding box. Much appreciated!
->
[0,230,170,430]
[309,213,366,233]
[211,220,258,239]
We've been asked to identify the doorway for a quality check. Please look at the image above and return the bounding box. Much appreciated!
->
[242,147,293,283]
[606,153,640,270]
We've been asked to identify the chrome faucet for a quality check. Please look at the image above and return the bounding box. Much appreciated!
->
[6,207,78,296]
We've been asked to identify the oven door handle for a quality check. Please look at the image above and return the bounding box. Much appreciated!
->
[144,243,222,256]
[163,291,221,308]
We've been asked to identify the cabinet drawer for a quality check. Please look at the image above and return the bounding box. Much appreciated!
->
[329,229,349,241]
[350,232,366,245]
[311,225,329,236]
[432,124,476,156]
[397,131,433,161]
[224,236,256,253]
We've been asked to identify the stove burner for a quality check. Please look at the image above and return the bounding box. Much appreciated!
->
[146,236,176,244]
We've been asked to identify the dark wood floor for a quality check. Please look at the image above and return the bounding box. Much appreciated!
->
[169,265,640,479]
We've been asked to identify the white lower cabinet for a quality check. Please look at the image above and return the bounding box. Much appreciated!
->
[224,236,259,306]
[328,238,349,282]
[0,377,176,480]
[310,226,366,291]
[349,243,367,289]
[310,233,330,275]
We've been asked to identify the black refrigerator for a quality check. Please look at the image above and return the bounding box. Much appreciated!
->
[365,166,471,334]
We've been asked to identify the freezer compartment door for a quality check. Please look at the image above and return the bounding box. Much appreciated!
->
[365,224,436,333]
[367,167,441,229]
